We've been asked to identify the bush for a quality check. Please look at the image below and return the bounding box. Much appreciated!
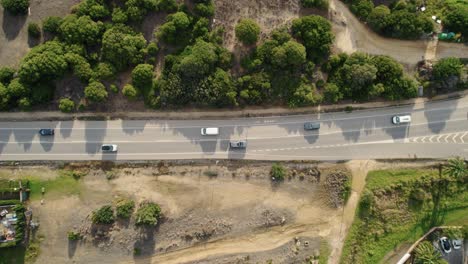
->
[94,62,115,80]
[67,231,81,241]
[111,7,127,24]
[84,81,108,102]
[122,84,138,100]
[116,198,135,219]
[42,16,63,34]
[432,57,463,80]
[7,78,29,99]
[28,23,41,38]
[58,98,75,113]
[131,64,154,90]
[194,2,215,17]
[351,0,374,20]
[147,42,159,56]
[18,97,31,111]
[91,205,114,224]
[135,202,161,226]
[323,83,343,103]
[270,163,286,181]
[59,15,103,45]
[102,26,147,70]
[0,67,15,85]
[1,0,29,15]
[235,19,261,45]
[110,84,118,93]
[301,0,328,9]
[292,15,334,59]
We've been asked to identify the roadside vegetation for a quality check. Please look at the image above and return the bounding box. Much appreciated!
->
[340,158,468,263]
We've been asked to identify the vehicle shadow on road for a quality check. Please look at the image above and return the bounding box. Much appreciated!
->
[85,121,107,154]
[424,99,458,134]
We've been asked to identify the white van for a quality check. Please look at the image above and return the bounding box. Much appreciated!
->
[392,115,411,124]
[201,127,219,136]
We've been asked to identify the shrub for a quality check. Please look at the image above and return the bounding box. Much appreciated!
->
[91,205,114,224]
[7,78,29,98]
[323,83,342,103]
[432,57,463,80]
[301,0,328,9]
[111,7,127,24]
[194,2,215,17]
[67,231,81,241]
[235,19,261,45]
[122,84,138,100]
[28,23,41,38]
[292,15,334,59]
[1,0,29,15]
[42,16,63,34]
[131,64,154,90]
[18,97,31,111]
[0,67,15,85]
[135,202,161,226]
[58,98,75,113]
[270,163,286,181]
[116,198,135,219]
[84,81,108,102]
[94,62,115,80]
[110,84,118,93]
[147,42,159,56]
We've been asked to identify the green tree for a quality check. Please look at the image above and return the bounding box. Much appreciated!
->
[58,98,75,113]
[384,10,433,39]
[131,64,154,89]
[0,67,15,85]
[370,55,403,84]
[75,0,110,20]
[351,0,374,20]
[7,78,29,99]
[42,16,63,34]
[288,82,322,107]
[444,157,467,179]
[18,97,31,111]
[235,19,261,45]
[64,53,93,82]
[367,5,390,32]
[94,62,115,80]
[340,63,377,100]
[194,68,237,107]
[237,72,271,105]
[270,163,286,181]
[323,83,343,103]
[271,40,307,69]
[444,8,468,36]
[414,241,447,264]
[158,0,177,12]
[91,205,115,224]
[147,42,159,56]
[84,81,108,102]
[432,57,463,80]
[59,15,103,45]
[156,12,192,45]
[0,83,10,110]
[292,15,334,59]
[1,0,29,15]
[28,23,41,38]
[101,26,147,70]
[122,84,139,100]
[135,202,161,226]
[111,7,128,24]
[177,39,218,79]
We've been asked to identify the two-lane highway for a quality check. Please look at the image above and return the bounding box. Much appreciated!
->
[0,96,467,160]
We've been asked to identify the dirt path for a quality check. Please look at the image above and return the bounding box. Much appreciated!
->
[330,0,468,66]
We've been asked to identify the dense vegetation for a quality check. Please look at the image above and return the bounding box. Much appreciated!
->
[0,0,424,112]
[341,158,468,263]
[1,0,29,15]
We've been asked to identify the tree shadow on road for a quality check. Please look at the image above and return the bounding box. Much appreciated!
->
[424,99,459,134]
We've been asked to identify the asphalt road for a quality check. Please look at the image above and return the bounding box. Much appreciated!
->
[0,97,467,161]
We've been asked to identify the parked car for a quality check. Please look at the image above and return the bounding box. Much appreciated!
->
[230,140,247,149]
[101,144,118,152]
[303,122,320,130]
[39,129,54,136]
[392,115,411,124]
[439,237,452,253]
[201,127,219,136]
[452,239,462,250]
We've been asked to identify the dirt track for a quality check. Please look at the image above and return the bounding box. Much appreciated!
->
[329,0,468,65]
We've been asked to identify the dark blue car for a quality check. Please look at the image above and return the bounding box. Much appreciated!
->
[39,129,54,136]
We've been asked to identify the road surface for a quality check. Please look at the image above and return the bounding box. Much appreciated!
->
[0,96,467,161]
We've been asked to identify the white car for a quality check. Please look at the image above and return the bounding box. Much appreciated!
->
[452,239,462,250]
[201,127,219,136]
[101,144,118,152]
[392,115,411,124]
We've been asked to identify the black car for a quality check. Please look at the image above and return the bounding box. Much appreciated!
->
[439,237,452,253]
[229,141,247,149]
[39,129,54,136]
[303,122,320,130]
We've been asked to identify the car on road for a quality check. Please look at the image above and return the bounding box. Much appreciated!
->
[101,144,118,152]
[39,129,54,136]
[392,115,411,125]
[230,140,247,149]
[201,127,219,136]
[452,239,462,250]
[303,122,320,130]
[439,237,452,253]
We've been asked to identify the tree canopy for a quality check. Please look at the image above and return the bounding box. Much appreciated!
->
[292,15,334,60]
[1,0,29,15]
[235,19,261,45]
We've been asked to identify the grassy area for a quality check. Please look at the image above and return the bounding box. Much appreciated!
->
[26,170,82,200]
[318,240,331,264]
[340,167,468,264]
[0,246,26,264]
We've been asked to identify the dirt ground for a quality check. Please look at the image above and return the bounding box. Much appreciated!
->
[0,161,353,264]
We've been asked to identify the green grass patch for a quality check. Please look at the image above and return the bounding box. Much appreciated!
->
[341,167,467,264]
[365,168,437,190]
[318,240,331,264]
[0,246,26,264]
[27,171,82,200]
